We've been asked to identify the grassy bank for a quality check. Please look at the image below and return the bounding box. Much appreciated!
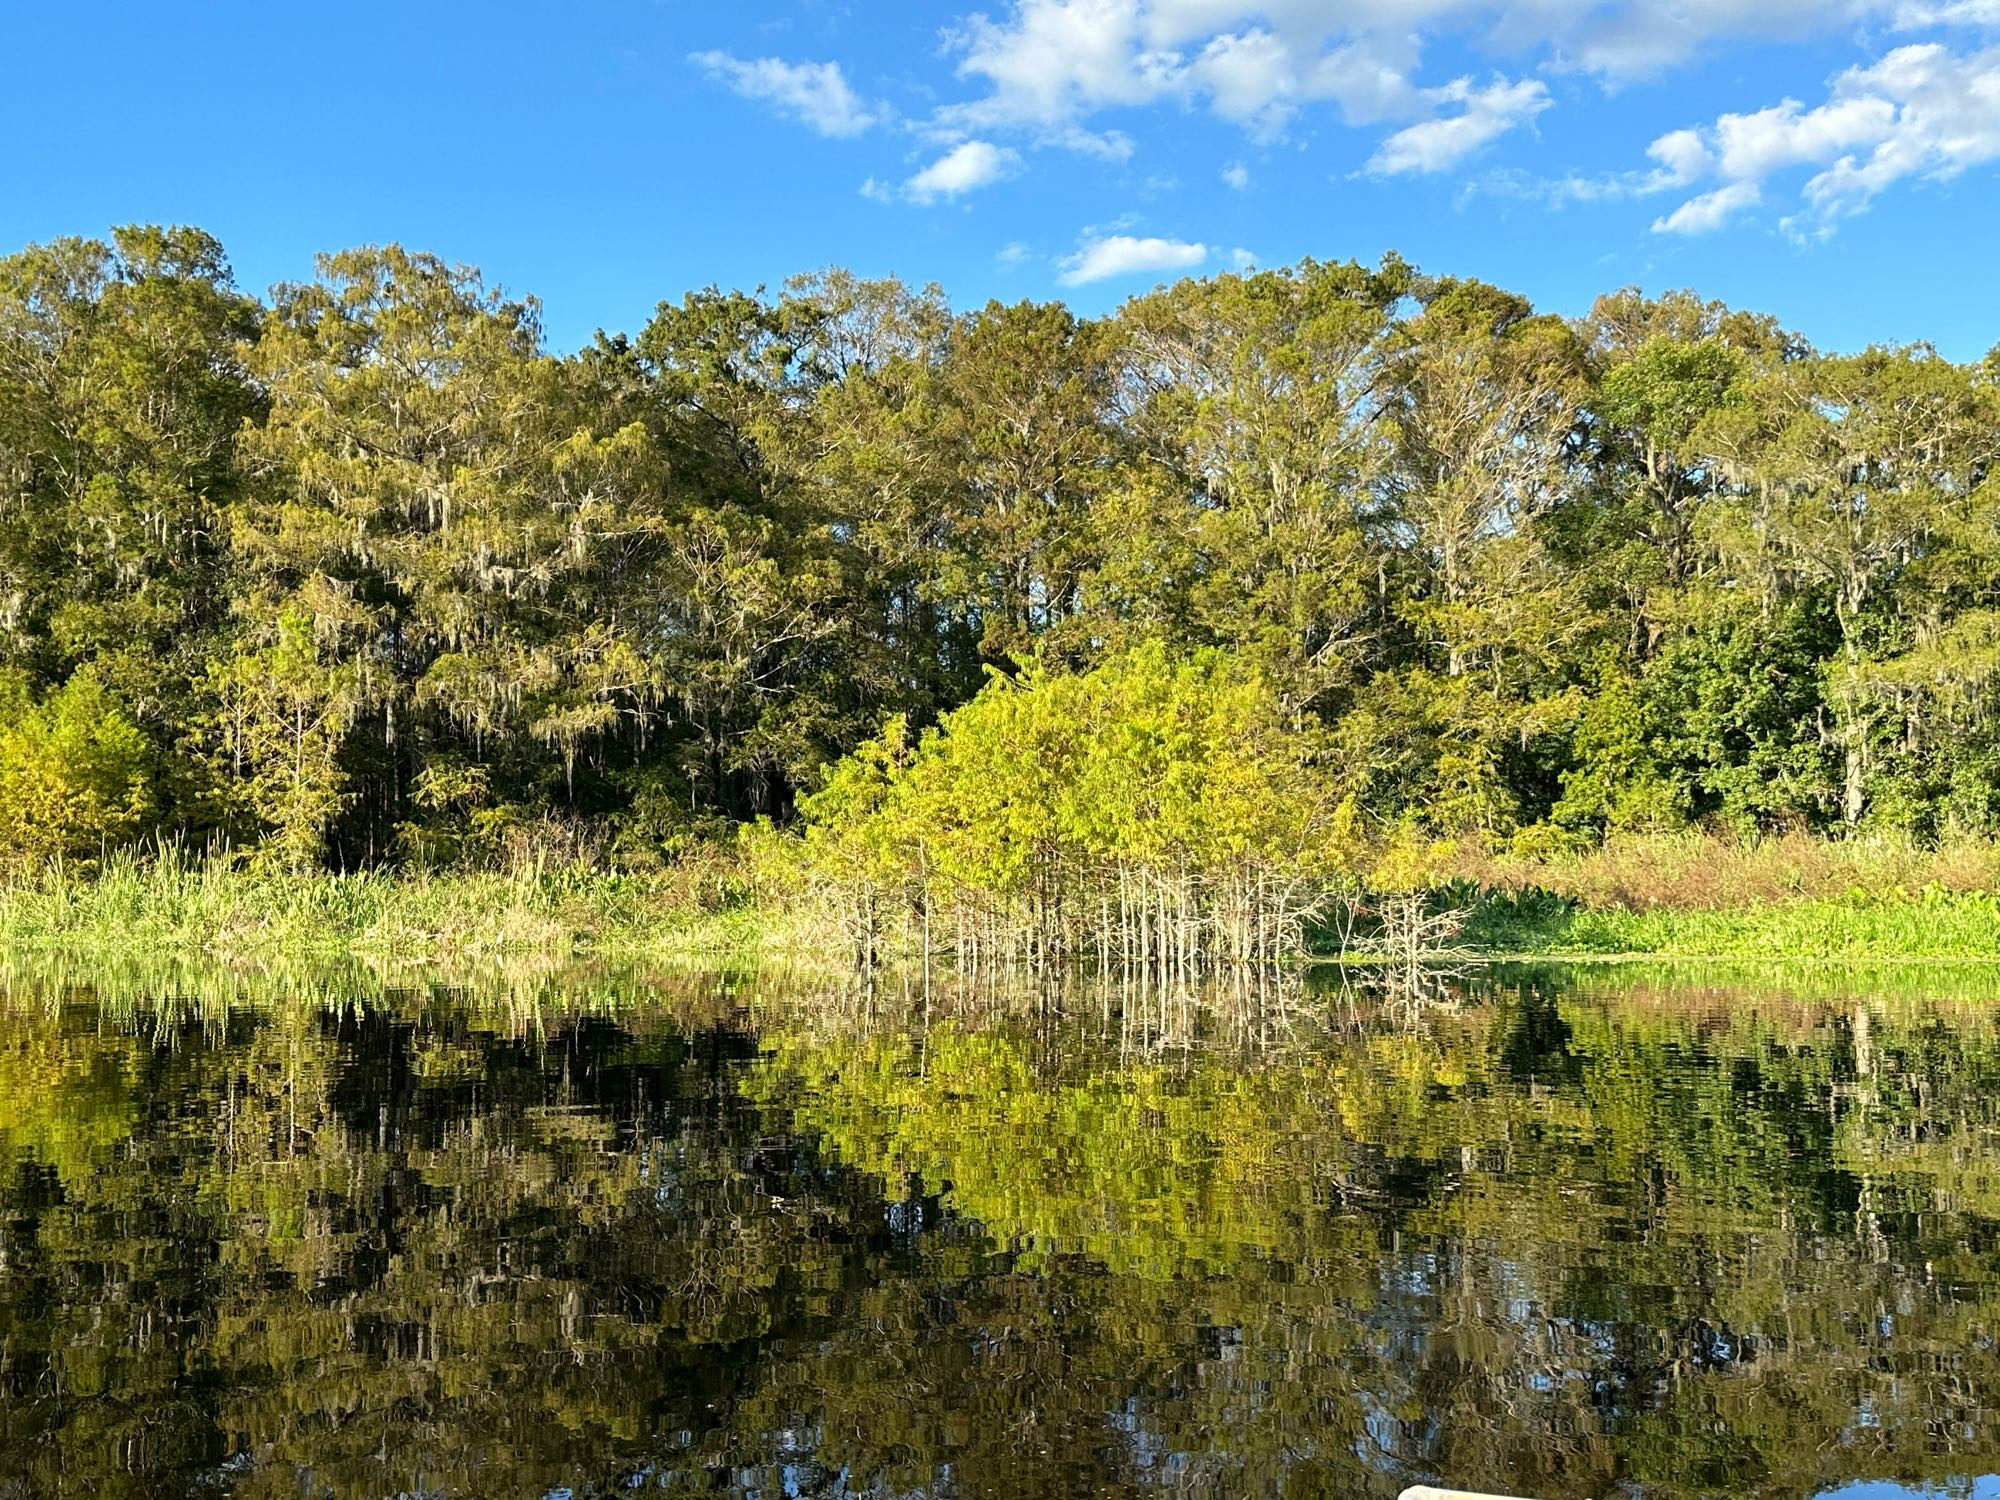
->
[1451,833,2000,960]
[1460,886,2000,960]
[0,854,788,962]
[6,833,2000,966]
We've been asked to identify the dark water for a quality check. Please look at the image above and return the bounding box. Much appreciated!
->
[1,961,1999,1498]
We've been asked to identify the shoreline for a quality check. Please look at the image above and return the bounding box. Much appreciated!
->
[3,863,2000,967]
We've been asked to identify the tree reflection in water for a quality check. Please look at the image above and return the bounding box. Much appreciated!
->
[0,958,1992,1498]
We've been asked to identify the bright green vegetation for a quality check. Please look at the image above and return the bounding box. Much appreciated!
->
[1447,830,2000,959]
[4,854,1997,964]
[1463,882,2000,959]
[2,845,1999,964]
[0,957,1998,1496]
[0,852,770,961]
[9,226,2000,954]
[789,643,1347,968]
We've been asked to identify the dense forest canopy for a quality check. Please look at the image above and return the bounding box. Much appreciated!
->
[4,224,2000,873]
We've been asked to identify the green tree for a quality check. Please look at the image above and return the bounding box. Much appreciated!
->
[1700,347,2000,824]
[0,670,153,870]
[1103,258,1406,714]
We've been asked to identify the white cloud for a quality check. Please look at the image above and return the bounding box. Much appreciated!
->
[1708,95,1896,181]
[943,0,1174,130]
[1229,246,1257,269]
[1058,233,1210,284]
[691,52,880,137]
[1806,44,2000,215]
[1647,128,1714,186]
[1460,120,1722,207]
[939,2,1433,139]
[1366,77,1551,175]
[1893,0,2000,25]
[703,1,2000,216]
[1555,0,1882,76]
[1651,179,1763,233]
[1191,28,1297,135]
[1047,125,1137,160]
[1648,42,2000,233]
[904,140,1022,201]
[1221,161,1250,189]
[922,0,1976,169]
[1303,37,1427,125]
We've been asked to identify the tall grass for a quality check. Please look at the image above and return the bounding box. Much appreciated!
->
[1457,830,2000,912]
[1454,832,2000,959]
[0,849,819,962]
[1466,888,2000,958]
[7,832,2000,967]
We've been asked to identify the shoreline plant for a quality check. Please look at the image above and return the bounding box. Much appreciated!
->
[781,643,1353,973]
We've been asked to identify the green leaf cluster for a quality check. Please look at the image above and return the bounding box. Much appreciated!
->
[793,642,1350,964]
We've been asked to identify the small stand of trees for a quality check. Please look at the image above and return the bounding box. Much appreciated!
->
[785,644,1350,972]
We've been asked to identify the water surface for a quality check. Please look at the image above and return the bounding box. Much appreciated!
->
[0,959,1996,1498]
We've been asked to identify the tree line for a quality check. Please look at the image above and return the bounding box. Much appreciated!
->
[4,224,1999,874]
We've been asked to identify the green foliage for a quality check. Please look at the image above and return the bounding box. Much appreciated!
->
[1551,652,1690,835]
[0,671,153,871]
[7,225,2000,879]
[793,642,1351,964]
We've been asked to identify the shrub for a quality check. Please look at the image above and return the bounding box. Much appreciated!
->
[0,671,154,873]
[792,643,1354,966]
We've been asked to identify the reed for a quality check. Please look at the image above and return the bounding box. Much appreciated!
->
[1455,830,2000,912]
[1472,891,2000,960]
[0,848,815,963]
[1454,833,2000,959]
[7,832,2000,970]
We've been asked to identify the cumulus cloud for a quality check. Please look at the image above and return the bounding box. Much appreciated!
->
[1057,233,1210,284]
[1191,28,1298,135]
[939,1,1429,139]
[1221,161,1251,189]
[1647,128,1714,185]
[1366,77,1551,175]
[691,52,880,137]
[1652,179,1763,232]
[943,0,1174,130]
[1649,42,2000,233]
[904,140,1022,201]
[699,1,2000,219]
[923,0,1984,170]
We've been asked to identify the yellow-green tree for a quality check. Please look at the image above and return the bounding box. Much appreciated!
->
[0,670,153,871]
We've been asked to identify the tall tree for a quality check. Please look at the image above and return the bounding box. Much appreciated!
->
[1700,346,2000,824]
[1105,257,1407,717]
[0,226,260,717]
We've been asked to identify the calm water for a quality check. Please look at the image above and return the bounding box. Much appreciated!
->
[0,960,1997,1498]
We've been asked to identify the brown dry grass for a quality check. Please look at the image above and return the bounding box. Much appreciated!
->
[1453,832,2000,912]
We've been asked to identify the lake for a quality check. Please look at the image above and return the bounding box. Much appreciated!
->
[0,957,1995,1498]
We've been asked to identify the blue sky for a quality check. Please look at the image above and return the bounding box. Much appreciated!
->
[5,0,1999,357]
